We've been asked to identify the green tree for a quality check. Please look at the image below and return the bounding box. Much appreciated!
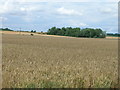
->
[31,30,34,32]
[47,27,106,38]
[47,27,57,35]
[95,29,103,38]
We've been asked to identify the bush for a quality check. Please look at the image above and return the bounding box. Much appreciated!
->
[31,34,34,36]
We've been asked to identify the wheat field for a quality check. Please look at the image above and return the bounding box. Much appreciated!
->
[2,33,118,88]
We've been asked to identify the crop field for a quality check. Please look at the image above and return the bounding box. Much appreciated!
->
[2,33,118,88]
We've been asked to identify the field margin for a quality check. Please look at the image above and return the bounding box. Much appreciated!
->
[1,31,120,40]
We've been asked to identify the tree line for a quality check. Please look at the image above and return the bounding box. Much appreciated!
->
[107,33,120,37]
[0,28,13,31]
[47,27,106,38]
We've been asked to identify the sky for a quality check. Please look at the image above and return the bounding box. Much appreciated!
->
[0,0,119,33]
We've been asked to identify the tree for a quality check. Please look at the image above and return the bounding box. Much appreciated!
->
[47,27,106,38]
[95,29,103,38]
[5,28,9,30]
[47,27,57,35]
[31,30,34,32]
[74,27,81,37]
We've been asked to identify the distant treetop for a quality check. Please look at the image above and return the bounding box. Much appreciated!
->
[0,28,13,31]
[47,27,106,38]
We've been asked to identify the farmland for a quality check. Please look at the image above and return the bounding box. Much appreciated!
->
[2,33,118,88]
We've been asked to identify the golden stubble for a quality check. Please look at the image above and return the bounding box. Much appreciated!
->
[2,34,118,88]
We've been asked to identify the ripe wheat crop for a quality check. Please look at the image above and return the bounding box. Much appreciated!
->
[2,34,118,88]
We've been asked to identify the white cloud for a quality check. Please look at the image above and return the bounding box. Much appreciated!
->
[0,17,8,21]
[79,23,87,27]
[68,20,88,27]
[22,16,33,22]
[57,7,83,16]
[98,3,118,18]
[16,0,119,2]
[20,6,43,12]
[113,13,118,17]
[0,0,24,15]
[20,7,26,11]
[100,8,113,14]
[0,0,39,15]
[0,0,13,14]
[0,0,118,33]
[0,17,8,28]
[106,0,119,2]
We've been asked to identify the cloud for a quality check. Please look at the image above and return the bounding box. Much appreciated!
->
[100,8,113,14]
[20,6,44,12]
[98,3,118,18]
[0,17,8,27]
[0,17,8,21]
[103,26,118,33]
[73,23,88,27]
[0,1,118,33]
[0,0,23,15]
[79,23,87,27]
[0,0,45,22]
[0,0,43,15]
[57,7,83,16]
[68,20,88,27]
[16,0,119,2]
[0,0,13,14]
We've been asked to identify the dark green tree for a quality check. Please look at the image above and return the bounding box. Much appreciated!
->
[47,27,106,38]
[31,30,34,32]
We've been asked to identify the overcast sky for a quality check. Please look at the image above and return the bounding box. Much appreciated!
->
[0,0,119,33]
